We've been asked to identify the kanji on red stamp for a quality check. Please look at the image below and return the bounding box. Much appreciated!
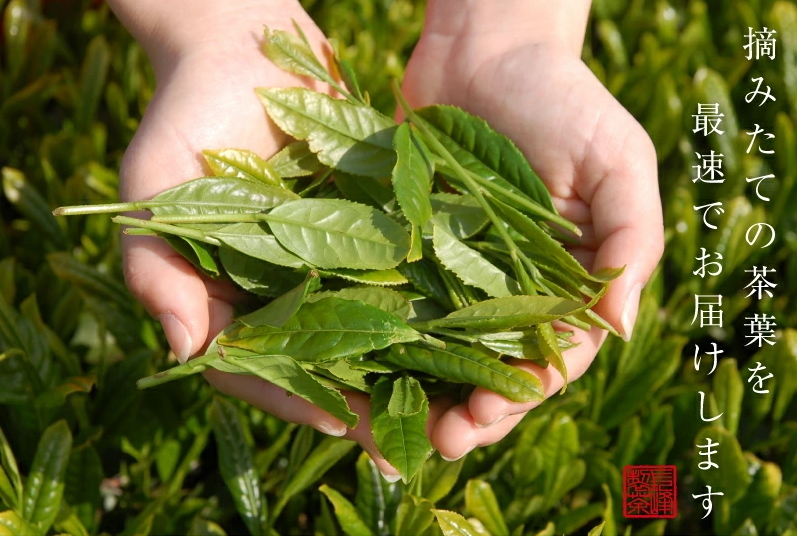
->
[623,465,677,518]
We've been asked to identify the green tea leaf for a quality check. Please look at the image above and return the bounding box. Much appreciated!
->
[306,287,411,321]
[425,457,465,503]
[417,105,555,211]
[319,484,375,536]
[2,167,67,248]
[397,260,454,310]
[274,437,355,518]
[209,397,266,536]
[599,336,684,429]
[212,223,308,269]
[188,517,228,536]
[221,297,422,362]
[265,199,410,270]
[267,140,324,178]
[433,223,519,298]
[771,1,797,109]
[22,420,72,532]
[489,197,590,279]
[383,344,543,403]
[465,480,509,536]
[713,358,743,436]
[150,177,299,216]
[534,413,580,497]
[425,295,586,330]
[262,26,333,85]
[694,426,751,503]
[64,446,103,533]
[238,271,321,328]
[0,511,39,536]
[164,236,220,277]
[588,521,607,536]
[428,193,489,239]
[387,376,426,417]
[228,354,358,428]
[392,122,433,262]
[335,55,366,103]
[320,267,408,286]
[371,377,432,483]
[309,359,370,393]
[537,323,567,391]
[727,456,781,531]
[334,171,396,212]
[433,510,482,536]
[219,247,304,296]
[396,495,435,536]
[202,148,284,188]
[353,453,389,534]
[0,467,17,514]
[75,35,110,133]
[258,87,397,177]
[694,68,739,175]
[545,459,586,509]
[53,503,91,536]
[34,375,95,409]
[47,253,133,314]
[0,426,21,511]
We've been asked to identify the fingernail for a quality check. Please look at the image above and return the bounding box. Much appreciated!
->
[441,445,475,462]
[314,422,347,437]
[159,313,192,364]
[364,447,385,460]
[475,414,506,428]
[380,471,401,483]
[620,283,643,342]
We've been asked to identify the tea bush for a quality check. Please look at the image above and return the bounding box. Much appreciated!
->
[1,1,795,535]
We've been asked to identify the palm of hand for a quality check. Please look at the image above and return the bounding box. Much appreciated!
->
[400,38,662,457]
[120,24,399,469]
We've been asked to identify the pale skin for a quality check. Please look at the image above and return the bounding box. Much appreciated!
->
[107,0,663,478]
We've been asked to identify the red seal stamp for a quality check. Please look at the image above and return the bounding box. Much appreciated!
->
[623,465,677,518]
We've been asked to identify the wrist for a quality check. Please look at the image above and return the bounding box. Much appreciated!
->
[107,0,309,77]
[422,0,592,57]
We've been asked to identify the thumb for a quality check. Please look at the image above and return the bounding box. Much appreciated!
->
[118,88,215,362]
[586,128,663,341]
[122,234,210,362]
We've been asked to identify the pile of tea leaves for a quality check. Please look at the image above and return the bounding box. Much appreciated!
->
[54,24,621,482]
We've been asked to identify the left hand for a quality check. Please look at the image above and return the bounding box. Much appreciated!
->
[400,0,664,460]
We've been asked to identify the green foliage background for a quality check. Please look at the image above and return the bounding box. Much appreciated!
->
[1,0,795,535]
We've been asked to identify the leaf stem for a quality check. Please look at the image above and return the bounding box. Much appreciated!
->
[123,228,160,237]
[150,213,263,224]
[461,169,581,237]
[298,168,333,197]
[113,216,221,245]
[392,80,536,296]
[53,202,148,215]
[53,200,200,216]
[137,353,220,389]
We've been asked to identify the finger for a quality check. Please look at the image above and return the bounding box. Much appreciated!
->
[577,115,663,341]
[467,326,606,427]
[206,369,352,437]
[123,234,209,362]
[337,394,403,480]
[431,404,526,461]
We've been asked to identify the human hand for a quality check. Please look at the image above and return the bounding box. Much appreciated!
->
[400,0,664,460]
[108,0,401,477]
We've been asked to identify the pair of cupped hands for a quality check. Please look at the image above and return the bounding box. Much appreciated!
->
[114,1,663,479]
